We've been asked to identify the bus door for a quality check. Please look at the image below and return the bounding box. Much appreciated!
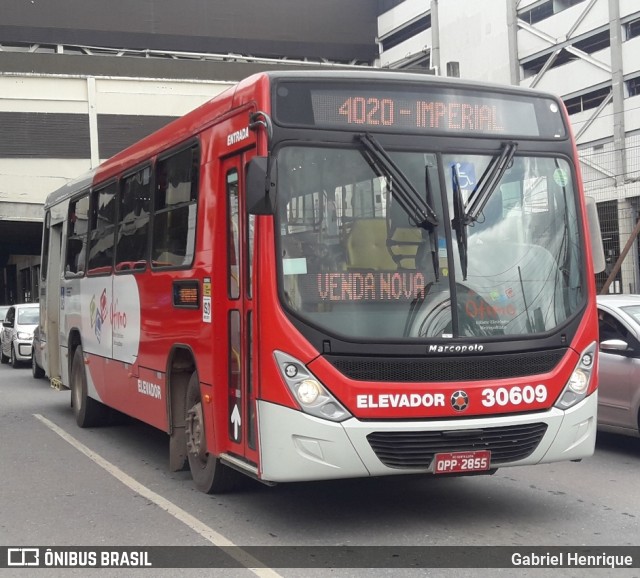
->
[221,151,258,466]
[44,215,63,385]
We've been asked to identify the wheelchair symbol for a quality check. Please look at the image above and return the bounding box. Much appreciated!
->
[452,162,477,193]
[455,163,475,188]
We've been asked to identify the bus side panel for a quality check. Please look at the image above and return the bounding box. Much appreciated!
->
[80,353,167,431]
[77,272,186,434]
[60,276,85,387]
[76,276,114,364]
[135,365,168,431]
[64,273,167,431]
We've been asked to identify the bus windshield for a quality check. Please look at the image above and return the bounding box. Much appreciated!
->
[275,144,584,341]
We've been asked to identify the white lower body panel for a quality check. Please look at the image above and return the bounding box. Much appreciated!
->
[257,393,597,483]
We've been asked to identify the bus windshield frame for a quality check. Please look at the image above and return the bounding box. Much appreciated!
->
[273,136,586,343]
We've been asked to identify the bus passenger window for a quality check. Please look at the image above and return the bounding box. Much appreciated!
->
[65,194,90,277]
[88,183,117,275]
[116,166,151,272]
[152,145,199,268]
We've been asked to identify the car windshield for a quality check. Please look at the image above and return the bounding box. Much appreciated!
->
[620,305,640,327]
[18,308,39,325]
[275,144,584,341]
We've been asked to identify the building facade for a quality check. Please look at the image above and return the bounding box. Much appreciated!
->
[377,0,640,293]
[0,0,378,304]
[5,0,638,303]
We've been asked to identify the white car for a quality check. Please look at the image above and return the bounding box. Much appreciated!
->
[1,303,40,368]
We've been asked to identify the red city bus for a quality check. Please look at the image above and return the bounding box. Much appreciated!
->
[38,70,605,493]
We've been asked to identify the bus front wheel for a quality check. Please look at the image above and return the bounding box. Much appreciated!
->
[185,371,235,494]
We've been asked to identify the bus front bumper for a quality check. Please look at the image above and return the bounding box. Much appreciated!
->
[256,393,597,483]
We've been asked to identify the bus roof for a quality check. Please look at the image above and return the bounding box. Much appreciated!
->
[258,69,560,100]
[44,69,561,209]
[44,168,96,210]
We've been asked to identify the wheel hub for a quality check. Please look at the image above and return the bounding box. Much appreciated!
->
[185,401,207,461]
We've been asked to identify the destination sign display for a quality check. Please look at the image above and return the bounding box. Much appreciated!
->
[274,81,566,139]
[296,271,427,304]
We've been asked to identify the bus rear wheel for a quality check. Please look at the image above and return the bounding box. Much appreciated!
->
[70,345,107,427]
[185,371,235,494]
[32,350,45,378]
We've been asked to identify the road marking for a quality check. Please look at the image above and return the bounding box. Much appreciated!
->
[33,414,282,577]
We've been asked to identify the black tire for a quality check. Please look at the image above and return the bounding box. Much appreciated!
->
[185,371,236,493]
[10,344,20,368]
[70,345,108,427]
[0,344,8,364]
[32,350,45,379]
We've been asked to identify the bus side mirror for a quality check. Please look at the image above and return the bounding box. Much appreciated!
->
[585,197,605,274]
[246,156,275,215]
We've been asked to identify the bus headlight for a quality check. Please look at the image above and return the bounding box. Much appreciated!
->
[297,379,322,404]
[554,342,597,410]
[567,369,588,394]
[274,351,351,422]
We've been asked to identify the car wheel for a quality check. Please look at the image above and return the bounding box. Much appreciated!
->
[32,350,45,379]
[70,345,108,427]
[10,344,20,368]
[185,370,236,494]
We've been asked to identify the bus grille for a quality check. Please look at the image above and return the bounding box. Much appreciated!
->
[326,349,566,382]
[367,423,548,469]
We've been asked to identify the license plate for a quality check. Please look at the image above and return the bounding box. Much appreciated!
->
[433,450,491,474]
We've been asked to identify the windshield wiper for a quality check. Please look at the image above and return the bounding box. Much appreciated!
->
[424,163,439,281]
[465,141,517,223]
[451,141,518,280]
[451,164,468,281]
[357,133,439,280]
[357,133,438,229]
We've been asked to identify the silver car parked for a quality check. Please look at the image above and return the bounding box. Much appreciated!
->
[0,303,40,368]
[31,325,46,379]
[597,294,640,438]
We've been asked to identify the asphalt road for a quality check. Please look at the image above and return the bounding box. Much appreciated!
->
[1,360,639,577]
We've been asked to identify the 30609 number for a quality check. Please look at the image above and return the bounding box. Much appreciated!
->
[481,384,547,408]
